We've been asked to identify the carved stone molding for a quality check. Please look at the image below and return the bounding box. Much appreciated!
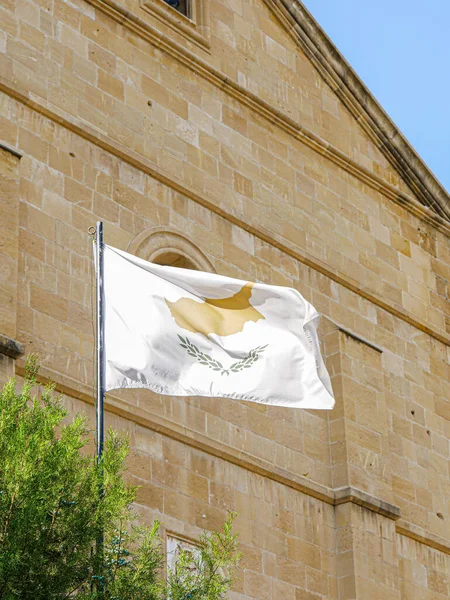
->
[334,486,400,521]
[127,226,216,272]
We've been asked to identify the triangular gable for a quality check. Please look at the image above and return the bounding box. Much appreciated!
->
[256,0,450,220]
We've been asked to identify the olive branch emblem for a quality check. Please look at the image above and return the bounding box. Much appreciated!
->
[177,335,268,376]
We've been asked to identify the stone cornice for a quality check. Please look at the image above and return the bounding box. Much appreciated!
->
[334,487,400,520]
[265,0,450,221]
[81,0,450,230]
[0,334,24,359]
[2,79,450,349]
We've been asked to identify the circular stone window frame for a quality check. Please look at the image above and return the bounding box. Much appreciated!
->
[127,226,216,273]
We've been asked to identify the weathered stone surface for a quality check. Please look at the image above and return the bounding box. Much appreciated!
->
[1,0,450,597]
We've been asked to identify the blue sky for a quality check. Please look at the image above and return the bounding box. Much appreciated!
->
[301,0,450,193]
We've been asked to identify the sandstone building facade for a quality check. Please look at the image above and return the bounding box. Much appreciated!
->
[1,0,450,597]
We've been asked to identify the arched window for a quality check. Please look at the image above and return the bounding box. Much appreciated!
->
[127,227,215,273]
[152,250,198,270]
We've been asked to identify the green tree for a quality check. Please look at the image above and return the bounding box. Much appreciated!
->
[0,357,240,599]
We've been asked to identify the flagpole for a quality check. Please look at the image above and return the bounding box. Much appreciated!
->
[95,220,105,466]
[94,221,105,592]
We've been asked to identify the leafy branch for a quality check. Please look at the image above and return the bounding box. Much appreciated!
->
[228,345,268,373]
[178,336,225,372]
[178,336,268,376]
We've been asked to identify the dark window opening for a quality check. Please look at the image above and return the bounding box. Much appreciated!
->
[153,251,198,270]
[163,0,189,17]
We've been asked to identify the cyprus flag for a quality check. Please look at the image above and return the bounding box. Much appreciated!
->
[103,245,334,409]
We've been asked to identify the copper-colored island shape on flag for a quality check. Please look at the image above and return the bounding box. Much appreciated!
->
[165,282,265,337]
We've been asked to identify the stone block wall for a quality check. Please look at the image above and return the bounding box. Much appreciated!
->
[1,0,450,597]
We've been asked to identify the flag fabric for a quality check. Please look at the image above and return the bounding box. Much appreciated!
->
[103,245,334,409]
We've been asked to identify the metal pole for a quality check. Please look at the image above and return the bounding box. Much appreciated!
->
[95,221,105,465]
[94,221,105,594]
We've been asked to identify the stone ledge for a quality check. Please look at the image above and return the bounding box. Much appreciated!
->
[337,326,384,354]
[17,363,450,555]
[334,486,401,521]
[396,521,450,556]
[0,334,24,359]
[0,143,22,159]
[16,363,402,523]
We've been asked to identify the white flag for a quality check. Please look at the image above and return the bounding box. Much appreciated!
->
[103,245,334,409]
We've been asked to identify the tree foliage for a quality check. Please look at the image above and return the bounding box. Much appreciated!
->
[0,357,240,599]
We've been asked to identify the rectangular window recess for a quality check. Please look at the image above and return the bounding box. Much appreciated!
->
[140,0,210,51]
[166,533,200,573]
[165,531,227,579]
